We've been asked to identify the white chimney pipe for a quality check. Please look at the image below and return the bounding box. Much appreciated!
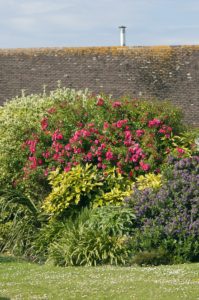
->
[119,26,126,46]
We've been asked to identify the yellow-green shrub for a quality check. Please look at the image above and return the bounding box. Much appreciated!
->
[43,164,102,216]
[43,164,132,218]
[134,173,162,190]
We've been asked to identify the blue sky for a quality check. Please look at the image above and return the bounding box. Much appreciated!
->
[0,0,199,48]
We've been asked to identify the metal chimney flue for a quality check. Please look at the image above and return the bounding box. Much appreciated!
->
[119,26,126,46]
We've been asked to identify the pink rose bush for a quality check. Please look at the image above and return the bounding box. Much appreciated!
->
[22,95,195,182]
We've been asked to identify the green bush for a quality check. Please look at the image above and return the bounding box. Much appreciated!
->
[48,207,135,266]
[131,248,171,266]
[0,188,41,256]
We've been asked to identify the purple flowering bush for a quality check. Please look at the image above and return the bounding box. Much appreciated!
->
[126,156,199,263]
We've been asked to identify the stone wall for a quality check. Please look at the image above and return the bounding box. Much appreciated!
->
[0,46,199,126]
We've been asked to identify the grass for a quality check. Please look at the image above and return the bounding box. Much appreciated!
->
[0,256,198,300]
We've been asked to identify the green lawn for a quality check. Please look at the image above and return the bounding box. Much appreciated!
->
[0,256,198,300]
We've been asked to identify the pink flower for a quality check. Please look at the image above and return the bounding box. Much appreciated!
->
[64,163,72,172]
[44,169,49,176]
[125,130,132,140]
[29,156,37,169]
[97,98,104,106]
[176,147,185,154]
[106,149,114,160]
[37,159,43,165]
[88,123,95,127]
[103,122,109,130]
[129,154,139,163]
[116,119,128,128]
[26,140,37,154]
[52,141,63,153]
[65,144,72,151]
[158,128,166,134]
[86,152,93,161]
[94,139,99,145]
[52,129,63,141]
[148,118,162,128]
[53,153,60,160]
[136,129,145,137]
[42,151,50,159]
[112,101,122,108]
[81,129,91,138]
[101,143,106,149]
[140,161,150,172]
[73,147,82,154]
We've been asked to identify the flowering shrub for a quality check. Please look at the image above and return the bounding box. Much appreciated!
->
[126,156,199,262]
[0,87,91,196]
[1,87,199,265]
[20,91,197,198]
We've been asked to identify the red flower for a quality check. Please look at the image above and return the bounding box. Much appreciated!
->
[41,117,48,130]
[96,98,104,106]
[129,171,134,177]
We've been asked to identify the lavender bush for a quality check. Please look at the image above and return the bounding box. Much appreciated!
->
[126,156,199,263]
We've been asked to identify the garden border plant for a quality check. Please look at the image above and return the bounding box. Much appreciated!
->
[0,87,198,265]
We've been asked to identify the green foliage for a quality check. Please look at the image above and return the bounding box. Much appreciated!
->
[0,188,41,256]
[43,164,103,216]
[43,164,132,218]
[0,221,13,252]
[48,207,135,266]
[131,248,171,266]
[32,220,65,263]
[133,173,162,190]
